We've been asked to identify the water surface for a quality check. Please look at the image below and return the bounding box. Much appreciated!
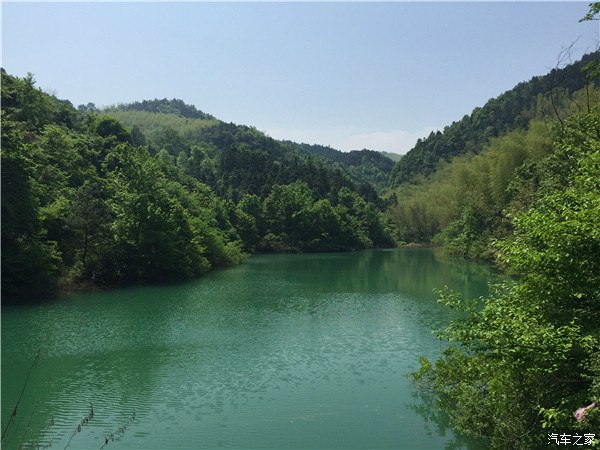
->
[2,248,495,449]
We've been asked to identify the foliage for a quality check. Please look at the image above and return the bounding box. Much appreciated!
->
[413,108,600,449]
[106,98,214,120]
[104,109,218,142]
[378,150,403,162]
[1,115,61,299]
[580,1,600,22]
[391,120,554,250]
[96,144,205,283]
[244,182,396,253]
[285,142,395,191]
[104,100,397,253]
[1,70,396,301]
[390,84,600,257]
[0,71,245,300]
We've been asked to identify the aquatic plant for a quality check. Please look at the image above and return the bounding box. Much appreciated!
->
[2,349,42,445]
[64,403,94,449]
[99,410,136,449]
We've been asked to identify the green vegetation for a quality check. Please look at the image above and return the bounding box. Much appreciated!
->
[391,51,599,185]
[106,98,215,120]
[390,83,600,258]
[3,3,600,448]
[1,72,241,300]
[1,75,396,302]
[414,106,600,449]
[408,6,600,446]
[378,150,403,162]
[284,142,395,192]
[104,100,397,251]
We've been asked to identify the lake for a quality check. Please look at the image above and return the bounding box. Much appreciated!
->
[2,248,495,449]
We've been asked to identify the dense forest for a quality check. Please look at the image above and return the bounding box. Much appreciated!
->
[389,50,600,259]
[407,8,600,446]
[282,141,395,191]
[414,95,600,449]
[1,72,396,301]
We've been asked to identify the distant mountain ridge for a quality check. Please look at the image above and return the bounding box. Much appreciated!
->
[106,99,400,191]
[283,142,394,191]
[105,107,353,200]
[289,142,393,167]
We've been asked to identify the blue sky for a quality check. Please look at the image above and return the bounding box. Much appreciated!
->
[2,2,598,153]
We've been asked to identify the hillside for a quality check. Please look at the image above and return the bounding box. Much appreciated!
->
[389,81,600,255]
[391,51,600,185]
[282,141,395,191]
[108,98,215,120]
[104,101,398,248]
[108,102,399,249]
[108,103,394,195]
[105,102,356,200]
[1,74,397,300]
[378,150,403,162]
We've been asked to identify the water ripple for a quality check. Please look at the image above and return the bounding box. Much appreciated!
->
[2,249,494,449]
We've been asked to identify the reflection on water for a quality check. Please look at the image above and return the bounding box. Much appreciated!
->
[2,248,495,449]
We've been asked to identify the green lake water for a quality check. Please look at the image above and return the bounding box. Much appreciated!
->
[2,248,496,449]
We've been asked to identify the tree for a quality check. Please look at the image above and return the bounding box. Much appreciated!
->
[97,143,204,284]
[1,70,61,130]
[414,108,600,449]
[130,124,146,147]
[1,118,60,300]
[263,181,314,248]
[300,199,342,251]
[68,180,112,273]
[95,115,131,143]
[390,51,599,185]
[580,1,600,22]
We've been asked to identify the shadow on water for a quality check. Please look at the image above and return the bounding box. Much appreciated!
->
[405,387,486,450]
[222,247,497,299]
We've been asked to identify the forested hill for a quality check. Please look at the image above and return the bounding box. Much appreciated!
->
[105,98,215,120]
[108,100,396,194]
[1,72,397,301]
[282,141,395,191]
[391,50,600,185]
[106,103,355,201]
[389,67,600,257]
[407,4,600,438]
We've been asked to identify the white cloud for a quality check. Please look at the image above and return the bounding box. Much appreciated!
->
[263,125,440,155]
